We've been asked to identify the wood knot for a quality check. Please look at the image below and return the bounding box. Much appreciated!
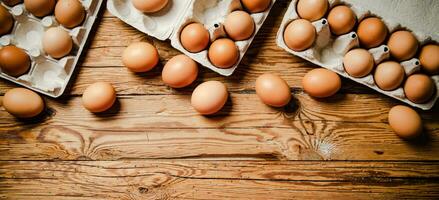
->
[138,187,148,194]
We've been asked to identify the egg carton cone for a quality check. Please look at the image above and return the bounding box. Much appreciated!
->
[276,0,439,110]
[107,0,277,76]
[0,0,104,98]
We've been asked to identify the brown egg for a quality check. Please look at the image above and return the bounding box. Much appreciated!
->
[162,54,198,88]
[343,48,374,78]
[327,5,356,35]
[404,74,435,104]
[42,27,73,58]
[208,38,239,69]
[191,81,228,115]
[24,0,56,17]
[283,19,316,51]
[241,0,271,13]
[388,105,422,139]
[302,68,341,98]
[2,0,23,7]
[131,0,168,13]
[180,23,210,53]
[55,0,85,28]
[296,0,328,21]
[82,82,117,113]
[387,31,418,61]
[3,88,44,118]
[224,10,255,41]
[0,4,14,36]
[122,42,159,72]
[255,74,291,107]
[0,46,31,77]
[419,44,439,75]
[374,61,405,91]
[357,17,388,49]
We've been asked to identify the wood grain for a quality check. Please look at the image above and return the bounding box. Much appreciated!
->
[1,94,438,161]
[1,160,438,199]
[0,0,438,199]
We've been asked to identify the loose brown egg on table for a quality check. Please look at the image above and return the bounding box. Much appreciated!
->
[180,23,210,53]
[255,74,291,107]
[162,54,198,88]
[343,48,374,78]
[302,68,341,98]
[224,10,255,41]
[357,17,388,49]
[404,74,435,104]
[283,19,316,51]
[191,81,228,115]
[0,4,14,36]
[419,44,439,75]
[374,61,405,91]
[82,82,117,113]
[2,0,23,7]
[55,0,85,28]
[42,27,73,59]
[388,105,423,139]
[208,38,239,69]
[296,0,328,22]
[387,31,418,61]
[122,42,159,72]
[0,46,31,77]
[3,88,44,118]
[327,5,356,35]
[241,0,271,13]
[131,0,168,13]
[24,0,56,17]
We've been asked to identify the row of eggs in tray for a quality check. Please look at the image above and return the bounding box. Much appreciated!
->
[0,0,87,78]
[282,0,439,105]
[129,0,272,69]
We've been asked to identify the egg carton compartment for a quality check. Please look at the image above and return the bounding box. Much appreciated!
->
[107,0,192,40]
[276,0,439,110]
[0,0,104,98]
[107,0,276,76]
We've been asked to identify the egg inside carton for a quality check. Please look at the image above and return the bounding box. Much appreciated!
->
[276,0,439,110]
[0,0,103,98]
[107,0,276,76]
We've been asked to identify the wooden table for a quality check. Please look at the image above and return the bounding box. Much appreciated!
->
[1,1,438,199]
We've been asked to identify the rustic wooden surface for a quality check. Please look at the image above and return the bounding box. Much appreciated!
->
[1,1,439,199]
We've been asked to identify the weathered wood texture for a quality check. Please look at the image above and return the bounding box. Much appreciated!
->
[1,0,438,199]
[1,160,439,199]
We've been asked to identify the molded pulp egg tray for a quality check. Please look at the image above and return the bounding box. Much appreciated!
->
[0,0,104,98]
[276,0,439,110]
[107,0,276,76]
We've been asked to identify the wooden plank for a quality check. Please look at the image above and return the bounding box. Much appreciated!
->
[1,94,438,161]
[1,160,438,199]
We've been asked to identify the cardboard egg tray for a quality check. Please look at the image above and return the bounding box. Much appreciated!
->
[107,0,276,76]
[276,0,439,110]
[0,0,104,98]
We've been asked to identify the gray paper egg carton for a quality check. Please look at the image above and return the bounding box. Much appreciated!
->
[0,0,104,98]
[107,0,276,76]
[276,0,439,110]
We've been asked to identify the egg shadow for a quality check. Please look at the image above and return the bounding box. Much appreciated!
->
[405,130,432,147]
[13,105,56,125]
[91,98,122,118]
[283,94,301,118]
[204,93,234,120]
